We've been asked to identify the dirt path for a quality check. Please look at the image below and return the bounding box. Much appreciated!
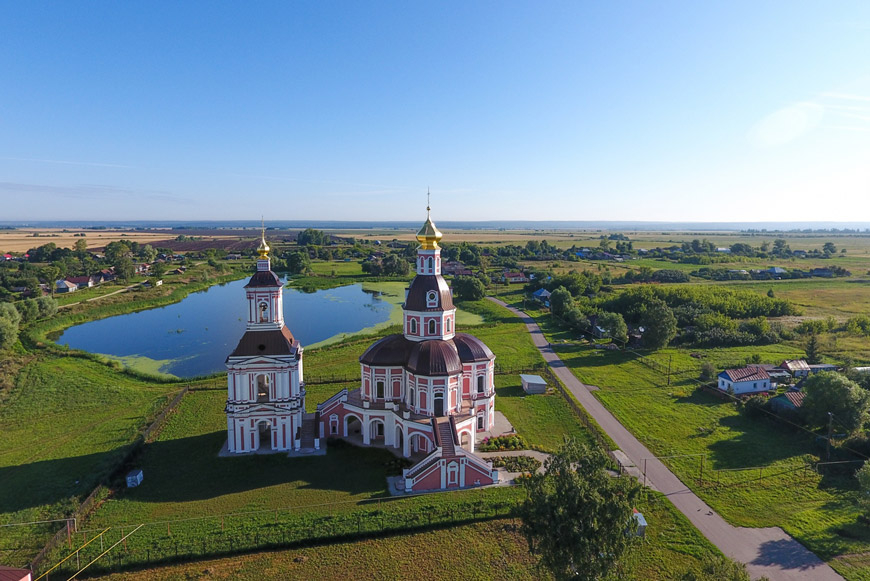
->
[58,283,142,309]
[487,297,842,581]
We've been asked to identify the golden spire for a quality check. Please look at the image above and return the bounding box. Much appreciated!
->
[416,190,442,250]
[257,217,270,258]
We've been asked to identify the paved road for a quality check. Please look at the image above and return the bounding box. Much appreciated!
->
[488,297,842,581]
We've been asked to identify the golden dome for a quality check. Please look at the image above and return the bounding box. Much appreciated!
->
[257,228,270,258]
[416,207,442,250]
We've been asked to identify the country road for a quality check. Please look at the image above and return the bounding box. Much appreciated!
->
[487,297,842,581]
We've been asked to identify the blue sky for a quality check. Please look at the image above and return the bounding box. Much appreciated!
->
[2,1,869,222]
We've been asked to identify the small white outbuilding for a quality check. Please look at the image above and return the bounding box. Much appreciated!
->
[520,374,547,394]
[126,469,143,488]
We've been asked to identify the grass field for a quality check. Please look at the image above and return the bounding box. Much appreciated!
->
[0,354,182,566]
[89,490,725,581]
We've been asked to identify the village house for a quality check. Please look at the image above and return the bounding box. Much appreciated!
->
[769,391,805,416]
[503,271,528,284]
[780,359,811,378]
[531,288,551,307]
[55,279,78,293]
[717,367,771,395]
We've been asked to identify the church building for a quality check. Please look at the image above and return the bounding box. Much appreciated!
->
[225,209,497,492]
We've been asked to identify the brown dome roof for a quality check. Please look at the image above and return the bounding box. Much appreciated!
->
[404,275,454,312]
[359,334,411,367]
[245,270,282,288]
[452,333,495,363]
[406,340,462,376]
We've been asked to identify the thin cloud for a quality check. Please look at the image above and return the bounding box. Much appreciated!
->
[0,156,134,169]
[821,92,870,102]
[0,182,188,203]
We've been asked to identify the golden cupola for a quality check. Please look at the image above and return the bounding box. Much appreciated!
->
[416,206,442,250]
[257,227,270,258]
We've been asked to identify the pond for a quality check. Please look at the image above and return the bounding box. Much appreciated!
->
[56,279,402,378]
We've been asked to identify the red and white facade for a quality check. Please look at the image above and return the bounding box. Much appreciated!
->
[225,236,308,453]
[317,210,498,492]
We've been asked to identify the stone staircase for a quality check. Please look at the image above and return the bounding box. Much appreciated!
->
[300,414,317,450]
[435,417,456,457]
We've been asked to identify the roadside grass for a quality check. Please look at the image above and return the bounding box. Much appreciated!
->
[551,342,870,574]
[0,354,181,565]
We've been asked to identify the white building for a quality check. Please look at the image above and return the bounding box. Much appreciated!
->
[717,367,771,395]
[224,232,308,453]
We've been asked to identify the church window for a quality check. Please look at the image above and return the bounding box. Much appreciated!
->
[426,290,438,307]
[376,381,384,399]
[477,415,484,430]
[259,302,268,322]
[446,318,452,333]
[428,320,436,335]
[409,319,417,334]
[409,387,416,408]
[477,376,484,394]
[257,374,270,402]
[427,256,433,271]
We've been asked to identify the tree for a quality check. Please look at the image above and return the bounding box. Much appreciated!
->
[139,244,158,263]
[35,296,58,319]
[0,303,21,350]
[150,261,167,280]
[297,228,327,246]
[805,333,822,364]
[801,372,870,434]
[823,242,837,255]
[453,276,486,301]
[381,254,410,276]
[287,251,312,275]
[597,311,628,343]
[114,256,135,281]
[549,286,574,320]
[639,298,677,350]
[74,237,88,256]
[856,460,870,518]
[14,299,38,324]
[519,439,641,581]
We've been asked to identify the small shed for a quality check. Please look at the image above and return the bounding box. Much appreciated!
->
[520,374,547,394]
[126,469,143,488]
[632,511,647,538]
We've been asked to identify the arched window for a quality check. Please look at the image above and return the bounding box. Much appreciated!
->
[426,290,438,308]
[409,319,417,334]
[428,319,436,335]
[259,302,268,322]
[257,374,270,402]
[376,380,384,399]
[427,256,433,270]
[477,375,485,394]
[446,318,452,333]
[409,387,416,408]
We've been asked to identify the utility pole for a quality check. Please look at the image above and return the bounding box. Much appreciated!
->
[826,412,834,462]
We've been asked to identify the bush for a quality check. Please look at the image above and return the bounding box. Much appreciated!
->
[479,434,527,452]
[489,455,542,472]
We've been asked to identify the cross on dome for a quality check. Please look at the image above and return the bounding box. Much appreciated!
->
[416,191,442,250]
[257,217,270,258]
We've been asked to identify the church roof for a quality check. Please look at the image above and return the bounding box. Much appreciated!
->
[404,275,454,311]
[360,333,490,375]
[452,333,495,362]
[245,270,282,288]
[407,340,462,376]
[359,334,411,367]
[227,327,297,359]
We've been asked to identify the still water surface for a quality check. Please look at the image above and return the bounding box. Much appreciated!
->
[57,279,393,377]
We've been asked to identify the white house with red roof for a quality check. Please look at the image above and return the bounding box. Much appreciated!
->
[717,367,771,395]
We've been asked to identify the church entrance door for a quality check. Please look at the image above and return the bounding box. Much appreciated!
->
[434,394,444,417]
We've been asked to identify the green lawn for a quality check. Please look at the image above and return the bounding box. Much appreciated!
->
[0,354,180,566]
[540,336,870,579]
